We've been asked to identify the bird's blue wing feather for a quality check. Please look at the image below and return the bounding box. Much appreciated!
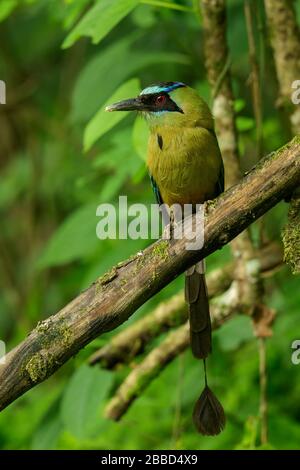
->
[149,173,163,204]
[149,174,170,226]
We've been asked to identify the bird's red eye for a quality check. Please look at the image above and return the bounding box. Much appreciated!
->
[155,95,166,105]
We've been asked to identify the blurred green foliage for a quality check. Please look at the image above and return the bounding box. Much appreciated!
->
[0,0,299,450]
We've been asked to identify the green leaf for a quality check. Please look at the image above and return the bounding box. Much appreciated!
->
[62,0,91,29]
[98,166,130,202]
[0,0,17,22]
[91,128,143,200]
[0,156,31,210]
[215,315,253,351]
[132,116,149,160]
[71,34,138,123]
[63,0,139,48]
[61,365,113,439]
[235,416,259,450]
[71,33,189,123]
[132,4,156,28]
[140,0,194,13]
[234,99,246,113]
[32,417,62,450]
[236,116,255,132]
[84,78,140,151]
[37,203,100,268]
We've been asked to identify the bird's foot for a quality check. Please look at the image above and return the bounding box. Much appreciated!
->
[162,210,175,240]
[162,223,172,240]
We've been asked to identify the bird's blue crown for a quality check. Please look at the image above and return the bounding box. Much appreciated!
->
[140,81,186,96]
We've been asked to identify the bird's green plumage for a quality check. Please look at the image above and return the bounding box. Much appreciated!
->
[146,86,224,207]
[105,83,226,435]
[143,84,224,364]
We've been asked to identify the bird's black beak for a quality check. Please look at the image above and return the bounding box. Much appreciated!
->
[105,97,144,112]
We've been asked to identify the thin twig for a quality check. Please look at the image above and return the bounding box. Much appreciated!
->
[258,337,268,444]
[201,0,257,294]
[211,56,232,102]
[244,0,264,158]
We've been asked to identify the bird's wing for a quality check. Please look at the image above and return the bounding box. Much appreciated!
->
[149,173,170,226]
[212,129,225,197]
[149,173,163,205]
[214,158,225,196]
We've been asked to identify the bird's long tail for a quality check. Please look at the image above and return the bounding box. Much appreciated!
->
[185,259,226,436]
[185,259,211,359]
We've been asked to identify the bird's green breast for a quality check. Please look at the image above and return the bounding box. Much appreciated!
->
[147,126,222,207]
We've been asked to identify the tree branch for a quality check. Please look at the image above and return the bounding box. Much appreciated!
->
[201,0,259,306]
[89,243,282,368]
[264,0,300,273]
[0,137,299,412]
[264,0,300,134]
[201,0,241,187]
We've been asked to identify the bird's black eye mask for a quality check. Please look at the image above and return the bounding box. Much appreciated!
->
[139,92,184,114]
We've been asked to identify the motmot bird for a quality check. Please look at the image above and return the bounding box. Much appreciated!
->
[106,82,225,435]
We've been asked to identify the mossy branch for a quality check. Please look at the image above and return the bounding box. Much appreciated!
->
[89,243,282,369]
[282,194,300,274]
[97,244,281,421]
[0,137,299,412]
